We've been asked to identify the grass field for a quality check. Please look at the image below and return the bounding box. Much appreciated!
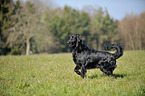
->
[0,51,145,96]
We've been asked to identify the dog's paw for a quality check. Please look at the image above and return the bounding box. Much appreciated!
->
[81,74,86,79]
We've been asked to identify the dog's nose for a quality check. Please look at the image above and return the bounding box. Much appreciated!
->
[67,41,70,44]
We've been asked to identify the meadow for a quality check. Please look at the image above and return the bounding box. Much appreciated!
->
[0,51,145,96]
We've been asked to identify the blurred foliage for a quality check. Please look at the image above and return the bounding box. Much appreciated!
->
[0,0,145,55]
[49,6,90,52]
[0,0,14,55]
[118,12,145,50]
[90,8,119,50]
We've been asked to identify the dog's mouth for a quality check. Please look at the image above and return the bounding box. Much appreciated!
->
[68,43,75,47]
[67,40,76,47]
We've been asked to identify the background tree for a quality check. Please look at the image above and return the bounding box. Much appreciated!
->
[118,12,145,50]
[90,8,119,50]
[50,6,91,52]
[7,1,43,55]
[0,0,15,55]
[137,12,145,49]
[1,0,144,55]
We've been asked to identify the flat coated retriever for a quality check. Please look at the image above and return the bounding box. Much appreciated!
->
[67,33,123,78]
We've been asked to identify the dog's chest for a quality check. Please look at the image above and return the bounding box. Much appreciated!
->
[73,52,89,64]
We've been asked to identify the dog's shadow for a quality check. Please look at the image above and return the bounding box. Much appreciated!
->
[88,73,127,79]
[113,74,127,78]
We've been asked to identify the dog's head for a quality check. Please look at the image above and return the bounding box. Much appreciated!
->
[67,33,82,48]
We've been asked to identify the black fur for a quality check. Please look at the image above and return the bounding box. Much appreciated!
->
[67,33,123,78]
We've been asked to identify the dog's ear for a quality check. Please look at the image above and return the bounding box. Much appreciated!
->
[76,34,82,48]
[77,34,82,42]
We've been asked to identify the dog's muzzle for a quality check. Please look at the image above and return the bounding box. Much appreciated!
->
[67,40,75,47]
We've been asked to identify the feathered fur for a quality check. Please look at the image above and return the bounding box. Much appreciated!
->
[67,33,123,78]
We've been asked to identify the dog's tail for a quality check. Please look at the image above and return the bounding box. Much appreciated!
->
[106,44,123,59]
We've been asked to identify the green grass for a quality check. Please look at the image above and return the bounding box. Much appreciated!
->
[0,51,145,96]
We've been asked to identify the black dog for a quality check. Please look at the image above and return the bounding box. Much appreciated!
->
[67,33,123,78]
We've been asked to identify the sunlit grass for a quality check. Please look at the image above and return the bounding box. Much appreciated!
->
[0,51,145,96]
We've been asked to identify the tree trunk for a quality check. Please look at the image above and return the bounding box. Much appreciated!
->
[26,38,30,55]
[129,34,135,50]
[98,35,102,50]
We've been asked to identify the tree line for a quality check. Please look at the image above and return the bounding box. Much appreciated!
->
[0,0,145,55]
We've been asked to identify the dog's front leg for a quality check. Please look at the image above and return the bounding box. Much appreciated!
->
[81,65,86,78]
[74,65,81,75]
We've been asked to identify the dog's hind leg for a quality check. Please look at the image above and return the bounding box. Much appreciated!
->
[98,59,117,77]
[108,62,117,77]
[98,61,112,77]
[100,66,113,77]
[106,61,117,77]
[74,65,81,75]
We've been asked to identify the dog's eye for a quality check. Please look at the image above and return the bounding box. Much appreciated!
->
[71,36,75,40]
